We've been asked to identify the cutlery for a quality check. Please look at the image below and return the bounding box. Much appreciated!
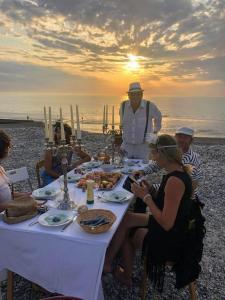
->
[60,216,77,232]
[28,219,39,226]
[90,221,110,230]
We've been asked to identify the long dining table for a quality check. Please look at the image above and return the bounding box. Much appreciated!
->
[0,161,145,300]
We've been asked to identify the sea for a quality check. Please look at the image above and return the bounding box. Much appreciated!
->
[0,93,225,138]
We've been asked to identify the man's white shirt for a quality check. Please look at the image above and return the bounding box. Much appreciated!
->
[120,99,162,145]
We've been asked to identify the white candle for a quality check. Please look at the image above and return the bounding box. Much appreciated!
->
[106,105,108,126]
[103,105,105,126]
[112,106,114,128]
[70,105,75,136]
[43,106,48,139]
[60,107,65,141]
[48,106,53,142]
[119,105,122,128]
[76,105,81,140]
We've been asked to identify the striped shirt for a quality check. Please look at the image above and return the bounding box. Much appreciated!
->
[144,147,202,196]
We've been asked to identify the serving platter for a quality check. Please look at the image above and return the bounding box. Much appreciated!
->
[76,171,123,190]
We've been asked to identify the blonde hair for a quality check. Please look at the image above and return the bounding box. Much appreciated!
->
[150,134,191,174]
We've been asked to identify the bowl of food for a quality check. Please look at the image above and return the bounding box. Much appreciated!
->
[77,209,116,234]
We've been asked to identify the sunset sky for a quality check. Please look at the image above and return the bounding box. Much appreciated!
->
[0,0,224,97]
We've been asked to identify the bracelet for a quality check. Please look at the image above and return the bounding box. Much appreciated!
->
[143,194,151,203]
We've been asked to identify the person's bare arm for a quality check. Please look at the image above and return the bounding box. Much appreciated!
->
[71,147,91,168]
[132,176,185,231]
[44,150,60,178]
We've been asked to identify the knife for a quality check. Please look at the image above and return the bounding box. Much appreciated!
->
[61,216,77,232]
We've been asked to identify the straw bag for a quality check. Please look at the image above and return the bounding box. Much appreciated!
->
[3,196,37,224]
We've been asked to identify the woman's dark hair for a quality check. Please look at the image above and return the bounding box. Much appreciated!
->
[0,130,11,159]
[54,121,72,136]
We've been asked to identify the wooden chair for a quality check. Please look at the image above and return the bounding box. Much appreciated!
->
[6,167,33,192]
[6,270,13,300]
[140,258,197,300]
[35,160,45,188]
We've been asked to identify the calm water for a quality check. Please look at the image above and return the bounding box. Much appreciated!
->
[0,93,225,137]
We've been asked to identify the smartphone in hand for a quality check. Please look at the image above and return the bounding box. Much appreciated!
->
[122,176,140,193]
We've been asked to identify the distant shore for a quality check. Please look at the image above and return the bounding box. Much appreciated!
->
[1,120,225,145]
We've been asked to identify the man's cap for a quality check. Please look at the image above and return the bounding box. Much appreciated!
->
[175,127,194,137]
[127,82,143,93]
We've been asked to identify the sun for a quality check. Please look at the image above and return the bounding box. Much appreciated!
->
[126,54,140,71]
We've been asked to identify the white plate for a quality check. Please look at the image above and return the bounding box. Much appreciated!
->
[38,210,74,227]
[60,174,83,183]
[32,187,61,200]
[121,167,135,174]
[82,161,102,169]
[101,190,131,203]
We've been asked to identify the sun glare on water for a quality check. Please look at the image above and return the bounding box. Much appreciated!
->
[126,54,140,71]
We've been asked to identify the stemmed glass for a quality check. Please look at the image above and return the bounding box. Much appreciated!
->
[119,149,128,166]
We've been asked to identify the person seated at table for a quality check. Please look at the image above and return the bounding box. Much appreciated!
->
[104,134,205,290]
[0,130,32,212]
[42,121,91,186]
[133,127,203,213]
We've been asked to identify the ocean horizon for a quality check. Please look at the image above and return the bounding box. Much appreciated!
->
[0,93,225,138]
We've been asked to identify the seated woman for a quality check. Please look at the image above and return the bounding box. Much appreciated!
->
[42,122,91,186]
[0,130,32,212]
[104,134,205,290]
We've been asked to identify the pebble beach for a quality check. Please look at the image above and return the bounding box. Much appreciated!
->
[1,123,225,300]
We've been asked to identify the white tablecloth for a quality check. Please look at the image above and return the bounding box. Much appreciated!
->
[0,162,145,300]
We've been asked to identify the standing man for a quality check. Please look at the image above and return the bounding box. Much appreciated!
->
[120,82,162,160]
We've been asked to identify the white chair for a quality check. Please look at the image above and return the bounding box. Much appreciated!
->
[6,167,33,191]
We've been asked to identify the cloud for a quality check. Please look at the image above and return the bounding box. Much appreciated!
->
[0,0,224,94]
[0,61,112,93]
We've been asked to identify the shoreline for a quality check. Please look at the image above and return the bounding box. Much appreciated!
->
[1,121,225,145]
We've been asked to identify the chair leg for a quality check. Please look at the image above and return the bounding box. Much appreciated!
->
[0,282,3,300]
[140,257,148,300]
[7,271,13,300]
[189,281,197,300]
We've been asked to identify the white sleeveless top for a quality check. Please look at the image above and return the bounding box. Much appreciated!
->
[0,166,12,203]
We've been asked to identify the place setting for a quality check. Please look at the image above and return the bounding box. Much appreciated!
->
[32,186,62,200]
[96,190,132,204]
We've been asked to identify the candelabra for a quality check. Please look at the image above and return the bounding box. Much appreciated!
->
[102,124,122,164]
[45,135,81,210]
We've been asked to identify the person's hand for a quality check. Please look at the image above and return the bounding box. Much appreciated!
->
[131,182,149,200]
[140,179,153,191]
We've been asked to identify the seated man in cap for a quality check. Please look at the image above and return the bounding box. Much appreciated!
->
[120,82,162,161]
[133,127,203,212]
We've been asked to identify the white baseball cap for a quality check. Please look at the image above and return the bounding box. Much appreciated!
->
[127,82,144,93]
[175,127,194,137]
